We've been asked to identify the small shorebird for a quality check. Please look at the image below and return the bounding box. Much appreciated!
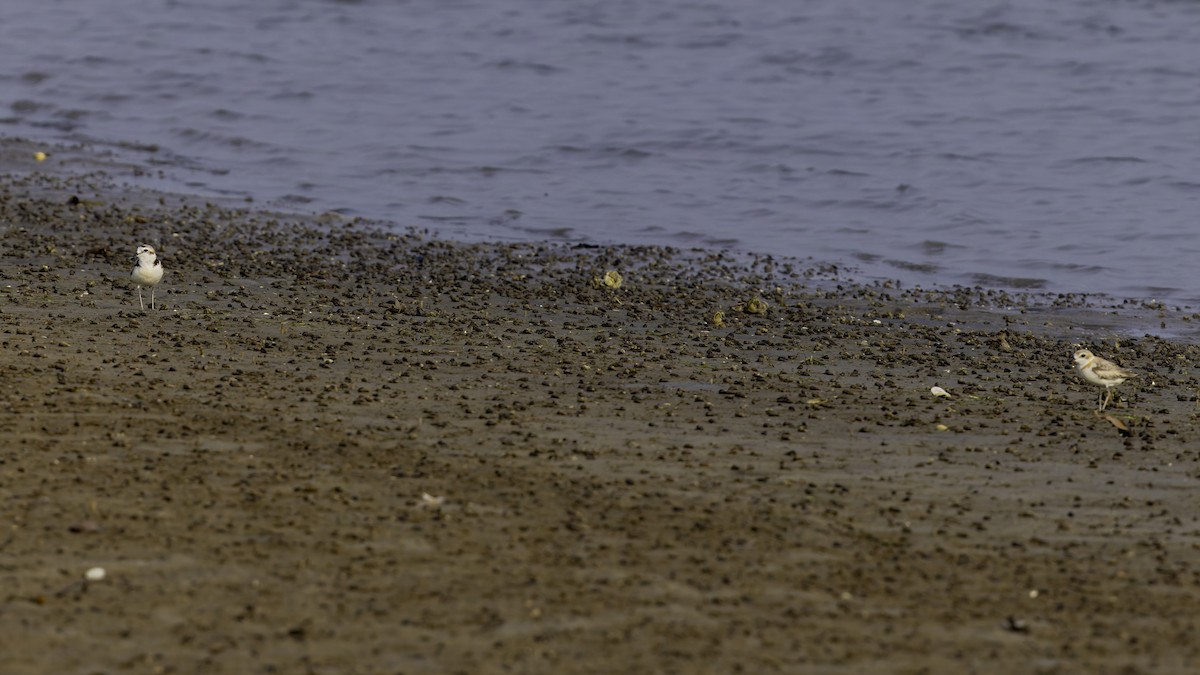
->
[1073,348,1136,411]
[131,244,164,310]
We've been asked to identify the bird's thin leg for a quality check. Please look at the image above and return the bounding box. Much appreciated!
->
[138,287,144,311]
[151,287,155,310]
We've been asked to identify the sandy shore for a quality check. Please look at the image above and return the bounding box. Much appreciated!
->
[2,139,1199,674]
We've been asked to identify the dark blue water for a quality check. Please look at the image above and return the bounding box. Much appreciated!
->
[4,0,1200,303]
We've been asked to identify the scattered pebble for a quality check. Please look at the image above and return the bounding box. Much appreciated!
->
[418,493,445,509]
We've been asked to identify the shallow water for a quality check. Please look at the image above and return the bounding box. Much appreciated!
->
[3,0,1200,303]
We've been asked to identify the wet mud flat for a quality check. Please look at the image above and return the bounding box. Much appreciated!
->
[1,143,1199,673]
